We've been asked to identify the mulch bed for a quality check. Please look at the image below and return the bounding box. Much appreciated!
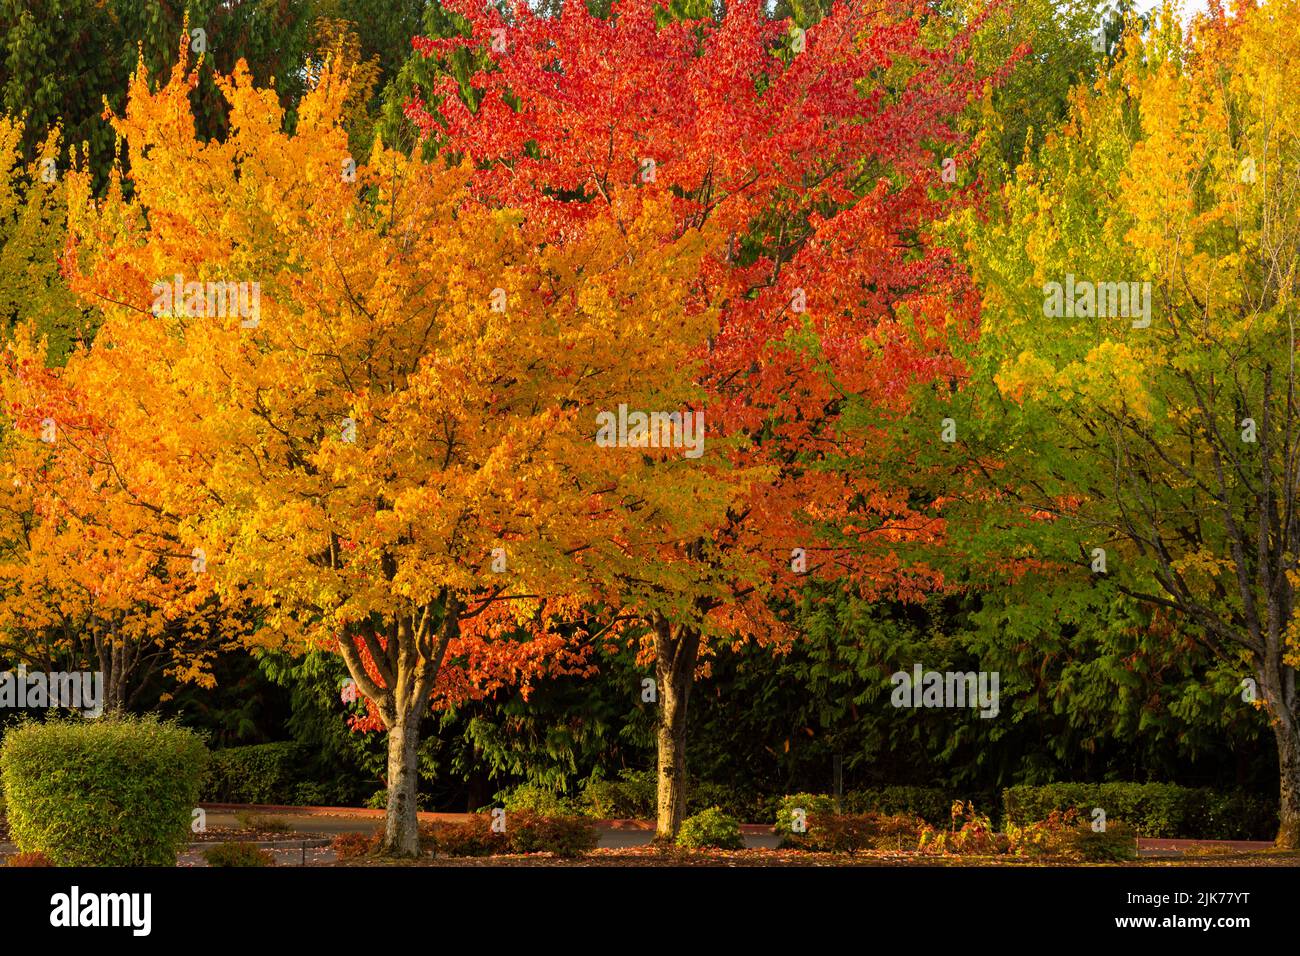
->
[326,845,1300,867]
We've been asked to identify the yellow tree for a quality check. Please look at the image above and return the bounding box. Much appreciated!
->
[56,41,742,854]
[0,326,248,713]
[0,116,97,361]
[0,114,224,710]
[956,0,1300,845]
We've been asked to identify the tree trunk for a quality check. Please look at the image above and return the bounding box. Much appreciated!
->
[382,713,423,856]
[1270,712,1300,849]
[95,637,130,716]
[654,620,700,842]
[338,599,458,859]
[1258,659,1300,849]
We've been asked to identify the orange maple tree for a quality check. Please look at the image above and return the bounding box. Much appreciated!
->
[36,38,746,854]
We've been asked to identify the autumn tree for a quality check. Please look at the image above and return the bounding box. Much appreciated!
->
[945,0,1300,846]
[0,0,319,188]
[407,0,1006,837]
[0,117,97,359]
[0,295,249,712]
[53,40,743,854]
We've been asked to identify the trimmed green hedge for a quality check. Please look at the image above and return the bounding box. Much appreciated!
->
[203,742,317,805]
[772,787,987,832]
[1002,783,1277,839]
[0,716,207,866]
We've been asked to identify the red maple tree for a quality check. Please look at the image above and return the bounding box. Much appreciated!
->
[407,0,1016,836]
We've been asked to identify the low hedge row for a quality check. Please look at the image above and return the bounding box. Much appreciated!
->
[771,788,987,832]
[495,777,1274,840]
[1002,783,1277,840]
[202,741,358,807]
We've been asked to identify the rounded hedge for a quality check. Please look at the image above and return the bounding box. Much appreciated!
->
[0,716,208,866]
[677,807,745,850]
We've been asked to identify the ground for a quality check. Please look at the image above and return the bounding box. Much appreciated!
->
[4,805,1295,866]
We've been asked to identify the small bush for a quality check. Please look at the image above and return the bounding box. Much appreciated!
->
[235,812,293,833]
[506,811,600,857]
[422,811,600,857]
[779,812,927,853]
[421,815,507,857]
[772,793,839,835]
[917,802,1009,856]
[580,770,656,819]
[331,831,380,860]
[847,787,982,826]
[677,807,744,850]
[0,716,208,866]
[203,842,275,867]
[1008,809,1137,862]
[7,850,54,867]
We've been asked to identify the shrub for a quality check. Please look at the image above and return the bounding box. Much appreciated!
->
[421,811,600,857]
[421,815,507,857]
[0,716,208,866]
[677,807,745,850]
[506,811,600,857]
[203,742,308,805]
[580,769,656,819]
[331,831,380,860]
[1008,809,1138,862]
[779,812,927,853]
[847,787,981,826]
[771,793,839,835]
[1002,783,1276,840]
[917,801,1009,856]
[496,782,581,817]
[203,842,276,867]
[7,850,54,867]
